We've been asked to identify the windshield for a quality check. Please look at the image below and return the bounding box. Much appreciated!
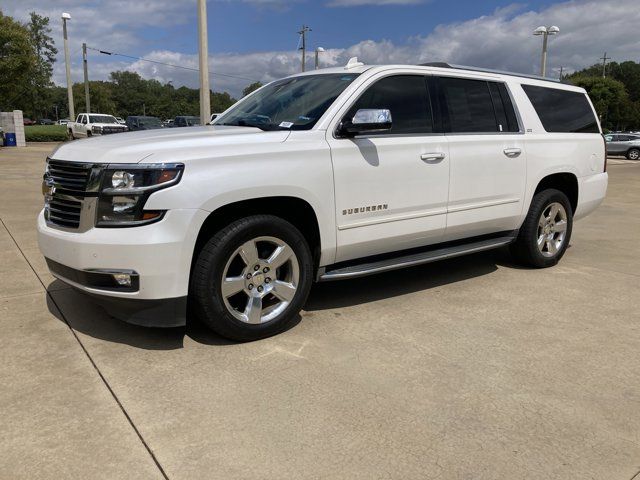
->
[90,115,118,124]
[217,73,360,131]
[139,117,162,127]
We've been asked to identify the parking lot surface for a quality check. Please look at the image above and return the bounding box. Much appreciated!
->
[1,144,639,480]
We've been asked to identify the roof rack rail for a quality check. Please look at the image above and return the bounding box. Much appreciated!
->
[419,62,562,83]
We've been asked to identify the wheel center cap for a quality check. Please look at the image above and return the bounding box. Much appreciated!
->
[250,271,265,286]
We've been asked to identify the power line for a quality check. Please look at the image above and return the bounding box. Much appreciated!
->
[85,46,258,82]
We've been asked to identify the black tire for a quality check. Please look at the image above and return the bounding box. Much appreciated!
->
[190,215,313,341]
[67,129,74,140]
[510,189,573,268]
[627,148,640,160]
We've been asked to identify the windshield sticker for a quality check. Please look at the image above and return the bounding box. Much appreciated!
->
[279,121,294,129]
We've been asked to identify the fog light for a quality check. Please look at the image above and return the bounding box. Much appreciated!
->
[112,273,132,287]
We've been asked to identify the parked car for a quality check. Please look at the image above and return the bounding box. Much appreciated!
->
[57,119,70,126]
[604,133,640,160]
[23,118,36,126]
[126,116,163,131]
[0,126,4,147]
[67,113,128,139]
[173,115,200,127]
[163,119,174,127]
[38,119,54,125]
[38,60,608,341]
[115,117,126,125]
[210,113,221,124]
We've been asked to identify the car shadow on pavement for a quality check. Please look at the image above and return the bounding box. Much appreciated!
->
[305,247,507,311]
[45,247,509,350]
[45,282,236,350]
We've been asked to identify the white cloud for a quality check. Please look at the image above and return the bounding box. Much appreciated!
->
[3,0,640,98]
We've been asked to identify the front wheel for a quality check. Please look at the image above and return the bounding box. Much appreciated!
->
[190,215,314,341]
[627,148,640,160]
[67,129,74,140]
[511,189,573,268]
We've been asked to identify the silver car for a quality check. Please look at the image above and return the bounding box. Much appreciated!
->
[604,133,640,160]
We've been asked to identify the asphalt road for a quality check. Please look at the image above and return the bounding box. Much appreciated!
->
[1,143,639,480]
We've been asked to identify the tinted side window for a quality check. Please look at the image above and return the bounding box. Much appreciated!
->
[347,75,432,134]
[439,77,498,133]
[522,84,599,133]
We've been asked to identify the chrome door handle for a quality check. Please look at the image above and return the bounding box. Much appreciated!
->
[503,148,522,158]
[420,152,446,162]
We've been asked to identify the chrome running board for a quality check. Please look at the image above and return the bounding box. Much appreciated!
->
[318,235,516,282]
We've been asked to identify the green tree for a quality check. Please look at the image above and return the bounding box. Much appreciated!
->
[242,81,263,97]
[569,76,633,130]
[0,11,37,113]
[26,12,58,119]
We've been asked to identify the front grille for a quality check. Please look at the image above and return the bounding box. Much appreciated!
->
[47,160,91,191]
[101,126,125,134]
[44,159,101,231]
[47,197,82,228]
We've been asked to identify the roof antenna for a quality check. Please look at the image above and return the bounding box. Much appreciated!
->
[345,57,364,70]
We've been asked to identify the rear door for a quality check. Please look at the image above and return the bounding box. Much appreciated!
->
[436,76,526,240]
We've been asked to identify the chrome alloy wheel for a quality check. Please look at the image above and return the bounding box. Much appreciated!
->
[220,236,300,324]
[537,202,568,257]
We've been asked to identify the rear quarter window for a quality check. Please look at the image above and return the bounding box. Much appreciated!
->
[522,84,599,133]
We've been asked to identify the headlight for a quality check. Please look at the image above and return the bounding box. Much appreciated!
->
[96,163,184,227]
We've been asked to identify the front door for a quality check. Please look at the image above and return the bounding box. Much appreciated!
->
[327,74,450,263]
[436,76,526,240]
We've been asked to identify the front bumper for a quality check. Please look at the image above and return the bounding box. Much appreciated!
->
[38,208,209,327]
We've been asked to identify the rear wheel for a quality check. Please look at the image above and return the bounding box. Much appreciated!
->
[190,215,313,341]
[627,148,640,160]
[511,189,573,268]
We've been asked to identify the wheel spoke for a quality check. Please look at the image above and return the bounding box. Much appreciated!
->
[554,220,567,233]
[244,295,263,324]
[267,244,294,269]
[548,204,560,221]
[547,239,558,255]
[537,234,545,248]
[221,276,245,298]
[272,280,296,303]
[239,240,259,267]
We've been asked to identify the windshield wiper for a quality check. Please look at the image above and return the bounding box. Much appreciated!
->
[217,121,281,132]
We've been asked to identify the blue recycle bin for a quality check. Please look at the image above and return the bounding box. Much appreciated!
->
[4,133,17,146]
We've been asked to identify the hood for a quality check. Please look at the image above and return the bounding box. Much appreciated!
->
[51,126,291,164]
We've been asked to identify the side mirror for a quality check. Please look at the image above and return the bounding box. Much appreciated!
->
[338,109,392,137]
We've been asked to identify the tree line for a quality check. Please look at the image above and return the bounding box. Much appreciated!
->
[566,61,640,131]
[0,10,261,121]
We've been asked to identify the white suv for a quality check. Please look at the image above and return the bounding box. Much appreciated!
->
[38,61,608,341]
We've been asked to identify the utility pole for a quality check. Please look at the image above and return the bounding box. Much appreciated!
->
[62,13,75,121]
[197,0,211,125]
[600,52,611,78]
[558,66,564,81]
[298,25,311,72]
[82,43,90,113]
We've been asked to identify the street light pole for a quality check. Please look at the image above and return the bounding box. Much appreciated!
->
[62,13,75,120]
[533,25,559,77]
[82,43,90,113]
[197,0,211,125]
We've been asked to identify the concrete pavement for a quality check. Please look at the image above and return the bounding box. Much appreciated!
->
[1,143,639,479]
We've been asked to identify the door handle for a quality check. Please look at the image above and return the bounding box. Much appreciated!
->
[420,152,446,162]
[503,148,522,158]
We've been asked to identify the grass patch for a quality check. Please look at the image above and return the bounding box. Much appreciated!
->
[25,125,67,142]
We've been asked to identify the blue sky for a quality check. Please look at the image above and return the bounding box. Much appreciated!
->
[2,0,639,97]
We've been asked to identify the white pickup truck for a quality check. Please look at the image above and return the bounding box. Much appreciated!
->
[67,113,128,139]
[39,60,608,341]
